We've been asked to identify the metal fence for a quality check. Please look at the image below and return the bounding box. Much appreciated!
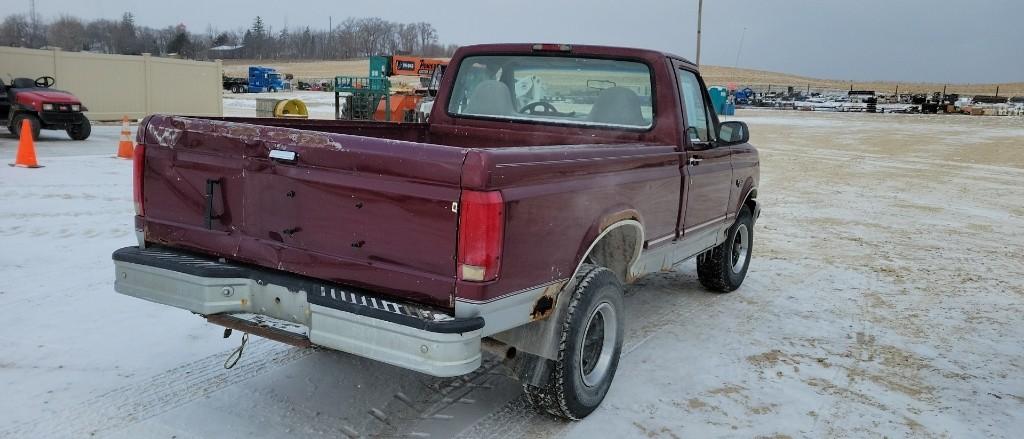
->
[0,47,222,121]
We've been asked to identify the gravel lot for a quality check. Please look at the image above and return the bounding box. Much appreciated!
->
[1,110,1021,438]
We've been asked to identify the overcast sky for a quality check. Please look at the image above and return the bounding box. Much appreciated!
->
[16,0,1024,83]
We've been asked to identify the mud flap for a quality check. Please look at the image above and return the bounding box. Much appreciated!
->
[486,273,584,387]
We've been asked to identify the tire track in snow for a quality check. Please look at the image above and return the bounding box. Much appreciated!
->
[0,226,131,239]
[381,268,728,439]
[365,354,513,438]
[0,340,314,439]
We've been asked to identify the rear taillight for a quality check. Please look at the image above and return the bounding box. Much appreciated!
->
[457,190,504,282]
[133,144,145,216]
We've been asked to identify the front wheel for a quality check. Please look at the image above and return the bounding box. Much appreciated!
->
[11,113,41,141]
[67,117,91,140]
[697,205,754,292]
[524,265,624,420]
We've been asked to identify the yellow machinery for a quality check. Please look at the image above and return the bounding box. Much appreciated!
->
[274,99,308,118]
[256,98,309,118]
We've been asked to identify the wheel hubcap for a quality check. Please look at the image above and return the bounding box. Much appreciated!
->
[580,302,617,387]
[731,224,749,274]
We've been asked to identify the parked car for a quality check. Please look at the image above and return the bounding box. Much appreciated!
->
[112,43,760,419]
[0,76,91,140]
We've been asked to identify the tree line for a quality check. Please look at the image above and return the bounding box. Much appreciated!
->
[0,12,457,60]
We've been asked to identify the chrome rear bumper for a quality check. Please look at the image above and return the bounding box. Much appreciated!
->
[112,246,483,377]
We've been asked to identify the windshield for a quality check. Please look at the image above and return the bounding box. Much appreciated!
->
[447,55,654,129]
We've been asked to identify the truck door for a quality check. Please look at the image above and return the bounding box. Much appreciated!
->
[676,67,734,237]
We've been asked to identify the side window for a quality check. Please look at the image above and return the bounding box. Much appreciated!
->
[677,69,713,142]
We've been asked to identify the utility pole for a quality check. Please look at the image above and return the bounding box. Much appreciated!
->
[695,0,703,66]
[29,0,38,47]
[734,27,746,68]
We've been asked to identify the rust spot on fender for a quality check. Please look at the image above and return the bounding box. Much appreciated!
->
[531,280,568,321]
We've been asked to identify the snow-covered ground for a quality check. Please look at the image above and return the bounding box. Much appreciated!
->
[222,90,346,119]
[1,110,1022,438]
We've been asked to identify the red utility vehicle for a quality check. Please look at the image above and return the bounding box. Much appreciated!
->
[0,76,91,140]
[112,43,760,419]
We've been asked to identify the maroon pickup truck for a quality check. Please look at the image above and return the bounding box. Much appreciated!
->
[113,43,760,419]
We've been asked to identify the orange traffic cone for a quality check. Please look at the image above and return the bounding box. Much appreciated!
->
[9,118,41,168]
[116,116,133,159]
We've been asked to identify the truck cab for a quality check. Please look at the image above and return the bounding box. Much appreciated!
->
[247,66,289,93]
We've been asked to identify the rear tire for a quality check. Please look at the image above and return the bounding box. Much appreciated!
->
[11,113,41,141]
[524,265,624,420]
[67,116,91,140]
[697,206,754,292]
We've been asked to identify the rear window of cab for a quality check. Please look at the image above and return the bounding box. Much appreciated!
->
[447,55,654,130]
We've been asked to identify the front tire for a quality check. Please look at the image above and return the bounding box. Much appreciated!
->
[67,117,91,140]
[524,265,624,420]
[11,113,41,141]
[697,205,754,292]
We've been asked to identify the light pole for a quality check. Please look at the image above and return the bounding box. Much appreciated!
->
[695,0,703,66]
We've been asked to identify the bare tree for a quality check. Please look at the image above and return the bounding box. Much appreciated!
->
[0,14,30,47]
[47,15,86,51]
[415,23,438,55]
[0,11,455,60]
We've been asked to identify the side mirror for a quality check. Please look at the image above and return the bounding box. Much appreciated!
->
[718,120,749,145]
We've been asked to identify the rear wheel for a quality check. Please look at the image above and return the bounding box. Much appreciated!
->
[524,265,624,420]
[11,113,41,141]
[697,206,754,292]
[67,116,91,140]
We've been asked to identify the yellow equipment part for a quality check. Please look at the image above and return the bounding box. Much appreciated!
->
[274,99,309,118]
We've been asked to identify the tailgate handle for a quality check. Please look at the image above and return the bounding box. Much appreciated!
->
[269,149,298,163]
[204,178,223,229]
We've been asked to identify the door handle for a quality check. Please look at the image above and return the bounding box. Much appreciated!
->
[688,157,703,166]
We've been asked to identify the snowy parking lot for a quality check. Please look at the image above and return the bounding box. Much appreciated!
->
[1,110,1022,438]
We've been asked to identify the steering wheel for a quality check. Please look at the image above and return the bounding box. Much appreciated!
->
[520,101,560,115]
[35,76,55,88]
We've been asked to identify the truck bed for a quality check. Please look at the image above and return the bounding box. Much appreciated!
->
[138,115,669,311]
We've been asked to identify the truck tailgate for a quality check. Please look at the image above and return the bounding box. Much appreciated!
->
[138,115,467,309]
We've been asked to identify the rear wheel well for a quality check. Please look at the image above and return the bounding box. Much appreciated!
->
[743,189,758,212]
[582,221,643,284]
